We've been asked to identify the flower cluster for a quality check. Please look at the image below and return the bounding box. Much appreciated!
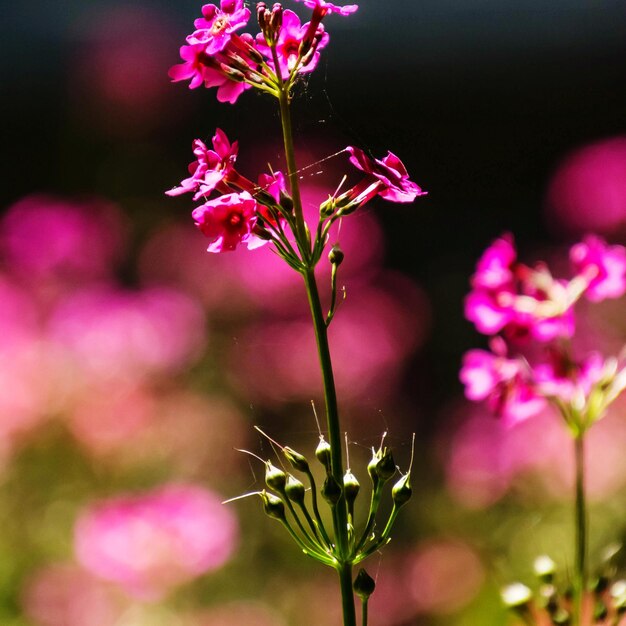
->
[168,0,351,103]
[460,233,626,429]
[167,2,426,257]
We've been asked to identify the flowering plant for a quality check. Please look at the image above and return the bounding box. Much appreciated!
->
[461,233,626,626]
[167,1,426,624]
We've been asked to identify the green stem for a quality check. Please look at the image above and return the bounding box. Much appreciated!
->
[276,74,356,626]
[574,433,587,626]
[362,597,368,626]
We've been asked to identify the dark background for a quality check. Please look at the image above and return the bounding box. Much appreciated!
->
[4,2,626,395]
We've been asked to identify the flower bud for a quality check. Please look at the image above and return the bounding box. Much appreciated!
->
[322,474,342,506]
[283,446,310,472]
[391,472,412,507]
[285,475,305,504]
[219,63,246,82]
[279,191,294,214]
[265,461,287,491]
[353,568,376,601]
[257,2,268,28]
[329,245,344,266]
[260,490,285,520]
[533,555,556,583]
[316,437,332,472]
[343,469,360,505]
[269,3,283,35]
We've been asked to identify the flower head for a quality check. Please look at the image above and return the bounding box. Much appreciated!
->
[192,191,266,252]
[346,146,427,204]
[255,10,329,79]
[74,484,238,600]
[166,129,238,199]
[570,234,626,302]
[187,0,251,53]
[460,341,545,425]
[168,43,220,90]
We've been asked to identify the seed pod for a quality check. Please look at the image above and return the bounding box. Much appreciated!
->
[260,490,285,520]
[353,568,376,601]
[285,475,305,504]
[343,469,360,505]
[329,245,344,266]
[316,437,332,472]
[322,474,342,506]
[283,446,310,473]
[391,472,412,507]
[265,461,287,491]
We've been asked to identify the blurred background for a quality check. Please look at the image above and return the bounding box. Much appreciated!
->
[2,1,626,624]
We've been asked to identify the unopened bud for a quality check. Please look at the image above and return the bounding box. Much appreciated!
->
[279,192,294,214]
[329,245,344,266]
[269,3,283,35]
[316,437,332,471]
[257,2,268,27]
[391,472,412,507]
[343,470,360,505]
[322,474,342,506]
[260,490,285,520]
[283,446,310,472]
[265,461,287,491]
[353,568,376,601]
[285,475,305,504]
[300,32,323,67]
[533,555,556,583]
[219,63,246,82]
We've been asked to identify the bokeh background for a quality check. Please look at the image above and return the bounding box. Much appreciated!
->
[2,1,626,624]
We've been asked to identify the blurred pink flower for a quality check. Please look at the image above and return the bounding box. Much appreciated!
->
[346,146,427,204]
[460,343,545,426]
[49,286,206,383]
[192,191,266,252]
[570,234,626,302]
[545,136,626,235]
[22,563,128,626]
[187,0,251,53]
[0,195,125,286]
[166,130,238,199]
[74,484,238,600]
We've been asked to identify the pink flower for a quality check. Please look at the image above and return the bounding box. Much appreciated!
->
[460,343,545,425]
[74,483,238,600]
[465,235,577,342]
[192,191,266,252]
[570,234,626,302]
[166,129,238,199]
[168,43,218,89]
[255,10,329,79]
[346,146,427,204]
[470,233,516,291]
[187,0,251,53]
[293,0,358,16]
[534,350,606,403]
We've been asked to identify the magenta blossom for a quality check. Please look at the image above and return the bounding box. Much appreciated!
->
[293,0,358,16]
[187,0,250,53]
[74,484,238,600]
[166,129,238,199]
[470,233,516,291]
[192,191,266,252]
[570,234,626,302]
[168,43,217,90]
[346,146,427,204]
[256,10,329,79]
[460,341,545,425]
[534,350,606,404]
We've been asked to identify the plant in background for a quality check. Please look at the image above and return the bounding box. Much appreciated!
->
[167,1,426,624]
[461,233,626,626]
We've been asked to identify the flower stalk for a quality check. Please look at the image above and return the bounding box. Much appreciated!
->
[574,432,588,626]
